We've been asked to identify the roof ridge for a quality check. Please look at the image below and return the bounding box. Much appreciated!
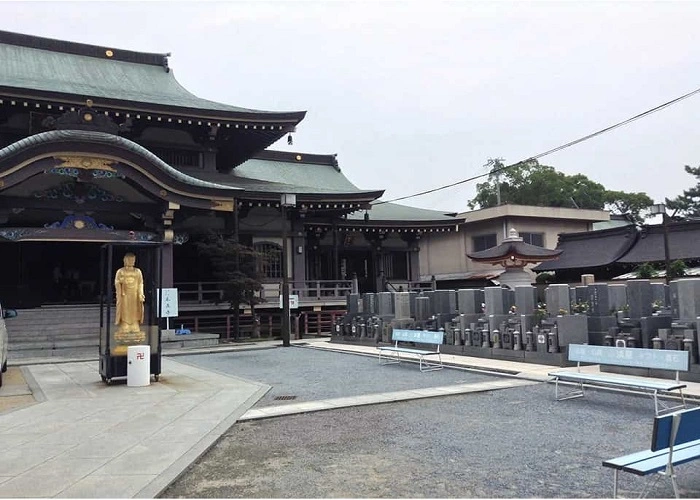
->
[0,29,170,69]
[254,150,340,169]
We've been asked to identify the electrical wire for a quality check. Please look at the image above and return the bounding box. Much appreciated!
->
[375,85,700,206]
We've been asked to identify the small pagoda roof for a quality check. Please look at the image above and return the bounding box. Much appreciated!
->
[468,228,562,263]
[0,30,306,124]
[533,225,638,272]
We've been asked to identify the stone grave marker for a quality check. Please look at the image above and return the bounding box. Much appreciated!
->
[457,289,485,314]
[546,284,570,316]
[627,280,652,319]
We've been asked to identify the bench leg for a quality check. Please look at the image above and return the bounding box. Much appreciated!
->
[613,469,618,499]
[554,378,585,401]
[419,353,443,372]
[653,389,687,416]
[378,349,401,366]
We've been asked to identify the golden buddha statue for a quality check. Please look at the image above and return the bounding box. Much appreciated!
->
[114,252,146,347]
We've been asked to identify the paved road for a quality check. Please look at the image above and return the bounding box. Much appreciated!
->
[163,347,700,498]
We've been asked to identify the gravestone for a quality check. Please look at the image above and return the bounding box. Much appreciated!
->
[488,314,511,336]
[651,283,667,307]
[640,315,673,348]
[574,286,589,304]
[362,294,376,315]
[556,315,589,346]
[627,280,652,319]
[415,296,431,321]
[423,291,435,314]
[409,292,418,317]
[433,290,457,314]
[393,292,411,320]
[609,284,628,312]
[670,278,700,324]
[376,292,394,316]
[457,289,485,314]
[514,286,537,316]
[546,284,570,316]
[347,293,361,314]
[588,283,611,317]
[485,287,513,315]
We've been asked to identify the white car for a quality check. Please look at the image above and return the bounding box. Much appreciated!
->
[0,303,17,387]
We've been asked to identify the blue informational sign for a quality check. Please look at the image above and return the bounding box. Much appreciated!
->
[569,344,689,371]
[391,329,444,345]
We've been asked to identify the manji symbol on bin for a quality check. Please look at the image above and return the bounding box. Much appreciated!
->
[136,352,144,360]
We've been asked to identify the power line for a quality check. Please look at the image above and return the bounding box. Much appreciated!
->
[375,85,700,206]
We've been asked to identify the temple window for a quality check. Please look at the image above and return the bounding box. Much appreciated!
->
[254,242,282,278]
[472,233,497,252]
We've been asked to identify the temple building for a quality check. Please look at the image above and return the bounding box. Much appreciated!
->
[0,29,460,325]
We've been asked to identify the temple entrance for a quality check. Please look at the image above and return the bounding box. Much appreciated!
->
[0,242,102,308]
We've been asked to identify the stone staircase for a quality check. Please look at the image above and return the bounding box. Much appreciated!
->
[6,304,221,360]
[6,305,105,359]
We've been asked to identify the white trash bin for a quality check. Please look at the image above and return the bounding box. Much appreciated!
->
[127,345,151,387]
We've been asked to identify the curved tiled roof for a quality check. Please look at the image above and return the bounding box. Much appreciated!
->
[0,129,241,191]
[533,225,639,272]
[348,202,459,222]
[616,221,700,263]
[468,240,562,262]
[0,30,305,122]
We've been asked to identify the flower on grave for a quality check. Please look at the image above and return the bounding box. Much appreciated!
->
[481,302,486,313]
[571,300,590,314]
[534,303,547,322]
[651,300,664,312]
[509,305,518,315]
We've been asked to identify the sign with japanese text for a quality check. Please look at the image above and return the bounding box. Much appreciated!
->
[157,288,179,318]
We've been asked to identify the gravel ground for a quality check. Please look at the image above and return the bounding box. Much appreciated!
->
[176,346,502,407]
[163,347,700,498]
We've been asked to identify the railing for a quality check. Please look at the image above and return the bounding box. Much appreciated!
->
[175,308,345,339]
[174,280,354,306]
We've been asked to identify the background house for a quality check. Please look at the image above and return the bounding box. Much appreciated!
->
[417,204,610,288]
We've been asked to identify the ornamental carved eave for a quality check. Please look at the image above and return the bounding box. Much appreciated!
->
[54,155,118,172]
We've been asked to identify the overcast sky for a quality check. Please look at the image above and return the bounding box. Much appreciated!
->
[2,0,700,214]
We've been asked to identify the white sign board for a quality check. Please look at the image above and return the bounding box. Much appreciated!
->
[279,294,299,309]
[158,288,179,318]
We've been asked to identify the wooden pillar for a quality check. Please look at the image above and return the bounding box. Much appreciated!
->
[162,243,174,287]
[292,218,306,283]
[332,222,339,280]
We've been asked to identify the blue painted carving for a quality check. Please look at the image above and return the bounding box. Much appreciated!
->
[33,180,124,204]
[0,229,31,240]
[173,233,190,245]
[46,167,124,179]
[45,214,114,231]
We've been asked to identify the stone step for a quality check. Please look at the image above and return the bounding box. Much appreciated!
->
[8,331,100,342]
[10,338,99,350]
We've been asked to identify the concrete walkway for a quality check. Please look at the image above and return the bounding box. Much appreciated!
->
[0,358,269,498]
[1,337,699,498]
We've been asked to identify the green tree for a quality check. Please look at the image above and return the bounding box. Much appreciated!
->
[667,259,688,280]
[634,262,656,279]
[603,190,654,224]
[666,164,700,218]
[194,231,265,339]
[469,158,652,222]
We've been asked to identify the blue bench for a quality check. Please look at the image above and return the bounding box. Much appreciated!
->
[378,329,443,372]
[603,406,700,498]
[549,345,688,415]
